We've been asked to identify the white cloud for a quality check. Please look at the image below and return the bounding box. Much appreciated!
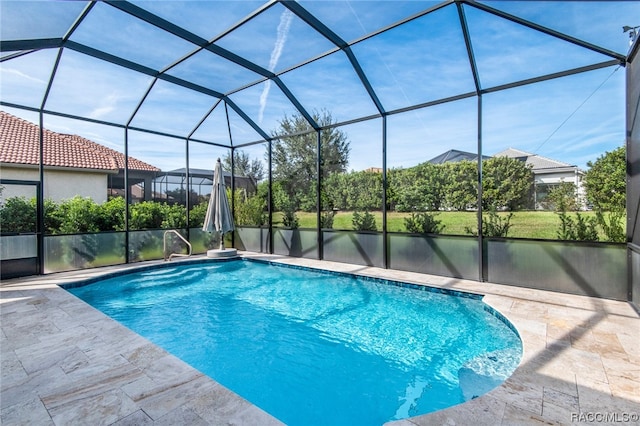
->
[1,67,46,84]
[258,80,272,125]
[258,9,294,124]
[88,94,122,120]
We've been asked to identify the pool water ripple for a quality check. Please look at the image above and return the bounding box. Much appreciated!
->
[67,259,522,425]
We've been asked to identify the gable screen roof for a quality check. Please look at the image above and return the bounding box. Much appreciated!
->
[0,1,629,148]
[0,111,159,172]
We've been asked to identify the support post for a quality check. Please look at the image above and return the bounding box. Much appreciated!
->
[317,130,323,260]
[382,115,388,269]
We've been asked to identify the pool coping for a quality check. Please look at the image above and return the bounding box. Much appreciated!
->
[60,256,522,355]
[2,252,639,425]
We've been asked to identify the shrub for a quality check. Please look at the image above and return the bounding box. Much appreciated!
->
[44,199,62,233]
[545,181,579,212]
[465,209,513,237]
[483,210,514,237]
[161,203,187,229]
[320,210,335,229]
[282,206,299,229]
[0,196,36,233]
[352,210,377,231]
[556,211,599,241]
[129,201,165,230]
[404,212,444,234]
[232,189,267,226]
[129,201,186,230]
[55,196,101,234]
[595,209,625,243]
[189,202,208,228]
[95,197,125,231]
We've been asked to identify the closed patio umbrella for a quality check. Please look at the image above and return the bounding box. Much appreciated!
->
[203,158,235,250]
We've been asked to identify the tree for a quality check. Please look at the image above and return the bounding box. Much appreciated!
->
[386,167,409,211]
[223,150,265,190]
[323,173,348,210]
[413,162,448,211]
[390,162,447,212]
[165,188,201,207]
[482,156,534,211]
[323,170,382,211]
[443,161,478,211]
[583,147,625,211]
[348,171,382,210]
[271,110,350,211]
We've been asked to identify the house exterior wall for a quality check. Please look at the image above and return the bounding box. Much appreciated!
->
[533,169,586,209]
[1,166,109,203]
[534,170,578,185]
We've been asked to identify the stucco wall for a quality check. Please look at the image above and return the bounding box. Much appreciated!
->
[534,169,586,208]
[534,170,579,185]
[1,166,109,203]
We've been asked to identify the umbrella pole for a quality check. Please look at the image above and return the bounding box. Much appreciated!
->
[219,231,225,250]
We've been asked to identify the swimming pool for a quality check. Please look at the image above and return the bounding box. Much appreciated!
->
[66,259,522,425]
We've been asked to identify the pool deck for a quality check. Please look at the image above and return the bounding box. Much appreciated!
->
[1,253,639,425]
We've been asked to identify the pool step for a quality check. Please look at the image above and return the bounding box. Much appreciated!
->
[207,248,238,259]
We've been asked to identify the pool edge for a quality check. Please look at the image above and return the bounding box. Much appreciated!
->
[58,253,525,424]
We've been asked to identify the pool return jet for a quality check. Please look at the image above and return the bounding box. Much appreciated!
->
[202,158,238,259]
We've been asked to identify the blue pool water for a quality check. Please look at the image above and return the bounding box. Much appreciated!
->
[67,259,522,425]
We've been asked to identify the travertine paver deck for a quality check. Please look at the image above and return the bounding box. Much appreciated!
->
[1,253,639,425]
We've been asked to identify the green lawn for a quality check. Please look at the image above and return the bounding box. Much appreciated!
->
[274,210,610,240]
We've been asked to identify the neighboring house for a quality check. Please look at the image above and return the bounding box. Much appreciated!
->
[108,184,167,202]
[493,148,585,209]
[0,111,160,204]
[426,147,585,210]
[365,167,383,173]
[427,149,491,164]
[160,168,258,200]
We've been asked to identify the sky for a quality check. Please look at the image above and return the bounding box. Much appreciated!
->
[0,0,638,173]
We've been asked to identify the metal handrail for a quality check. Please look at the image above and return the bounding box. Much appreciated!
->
[163,230,192,261]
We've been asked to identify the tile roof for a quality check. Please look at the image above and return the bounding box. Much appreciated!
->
[427,149,491,164]
[0,111,159,172]
[492,147,575,170]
